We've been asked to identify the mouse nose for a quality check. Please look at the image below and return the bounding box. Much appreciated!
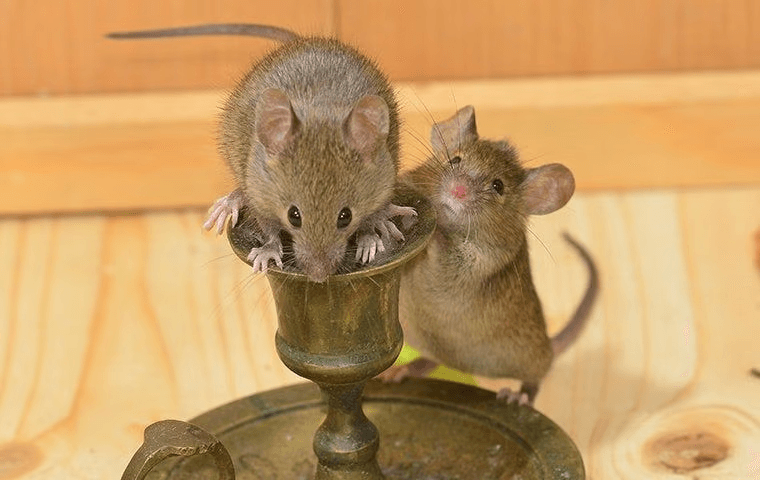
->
[451,184,467,199]
[301,250,339,283]
[307,266,329,283]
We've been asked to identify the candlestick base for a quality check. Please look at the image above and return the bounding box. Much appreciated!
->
[138,378,584,479]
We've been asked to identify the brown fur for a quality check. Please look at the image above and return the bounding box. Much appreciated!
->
[110,25,404,281]
[393,106,596,404]
[219,37,400,280]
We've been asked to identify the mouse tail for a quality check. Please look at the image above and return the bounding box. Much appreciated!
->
[106,24,298,43]
[550,232,599,356]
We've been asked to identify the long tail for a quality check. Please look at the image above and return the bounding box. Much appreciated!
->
[551,232,599,355]
[106,23,298,43]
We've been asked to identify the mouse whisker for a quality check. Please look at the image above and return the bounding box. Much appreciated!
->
[519,153,549,167]
[407,88,440,130]
[200,252,238,268]
[525,224,555,264]
[404,127,436,160]
[206,268,263,328]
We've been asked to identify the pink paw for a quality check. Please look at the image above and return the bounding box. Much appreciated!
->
[376,358,438,383]
[356,232,385,264]
[496,387,530,406]
[247,241,283,274]
[203,190,245,234]
[376,364,412,383]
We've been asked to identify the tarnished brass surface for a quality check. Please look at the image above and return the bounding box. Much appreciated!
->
[121,420,235,480]
[141,378,584,479]
[227,188,435,382]
[227,188,436,479]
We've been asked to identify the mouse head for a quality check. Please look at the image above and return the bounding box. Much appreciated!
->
[422,105,574,248]
[247,88,395,282]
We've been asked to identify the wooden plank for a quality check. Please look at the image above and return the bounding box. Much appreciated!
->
[0,0,335,96]
[2,71,760,214]
[1,187,758,478]
[3,1,760,96]
[339,0,760,81]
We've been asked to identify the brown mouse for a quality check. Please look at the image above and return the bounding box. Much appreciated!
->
[109,24,415,281]
[380,105,599,405]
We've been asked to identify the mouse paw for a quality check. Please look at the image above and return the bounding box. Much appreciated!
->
[376,364,412,383]
[496,387,530,406]
[246,240,283,274]
[369,203,418,244]
[376,358,438,383]
[355,232,385,264]
[203,189,245,234]
[388,203,418,232]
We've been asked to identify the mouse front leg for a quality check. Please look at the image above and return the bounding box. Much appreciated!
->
[246,222,284,274]
[375,203,418,243]
[247,236,284,274]
[355,228,385,264]
[203,188,246,234]
[355,203,418,264]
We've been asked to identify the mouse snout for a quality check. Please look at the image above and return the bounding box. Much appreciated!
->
[298,245,344,283]
[438,174,477,220]
[306,263,329,283]
[444,175,472,202]
[451,184,468,199]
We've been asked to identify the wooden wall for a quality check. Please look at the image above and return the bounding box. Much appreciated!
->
[3,0,760,96]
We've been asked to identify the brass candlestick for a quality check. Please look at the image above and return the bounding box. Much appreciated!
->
[237,191,433,479]
[121,188,585,479]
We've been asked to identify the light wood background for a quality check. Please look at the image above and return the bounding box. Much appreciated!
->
[1,74,759,479]
[3,0,760,95]
[3,70,760,215]
[2,3,760,479]
[1,186,758,479]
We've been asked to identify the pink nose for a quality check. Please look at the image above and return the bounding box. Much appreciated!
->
[451,185,467,199]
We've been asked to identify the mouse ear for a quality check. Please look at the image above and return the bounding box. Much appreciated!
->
[430,105,479,155]
[344,95,390,162]
[521,163,575,215]
[256,88,299,156]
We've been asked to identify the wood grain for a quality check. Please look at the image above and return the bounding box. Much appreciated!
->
[0,0,335,96]
[2,71,760,214]
[1,187,758,478]
[341,0,760,80]
[3,1,760,95]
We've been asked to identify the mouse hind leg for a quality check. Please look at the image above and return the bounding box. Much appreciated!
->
[496,381,540,406]
[376,357,438,383]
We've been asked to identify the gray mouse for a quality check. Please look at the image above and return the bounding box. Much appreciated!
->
[380,105,599,406]
[109,24,416,281]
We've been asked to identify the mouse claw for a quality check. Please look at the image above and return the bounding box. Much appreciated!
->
[387,204,417,219]
[378,204,418,243]
[376,364,412,383]
[496,387,530,406]
[379,219,405,243]
[388,204,418,230]
[376,357,438,383]
[203,189,245,235]
[356,233,384,264]
[247,239,283,274]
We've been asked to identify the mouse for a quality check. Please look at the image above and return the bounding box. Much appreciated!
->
[379,105,599,406]
[109,24,416,282]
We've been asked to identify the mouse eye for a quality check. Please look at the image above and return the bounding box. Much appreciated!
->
[287,205,302,228]
[449,156,461,166]
[337,207,352,229]
[491,179,504,195]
